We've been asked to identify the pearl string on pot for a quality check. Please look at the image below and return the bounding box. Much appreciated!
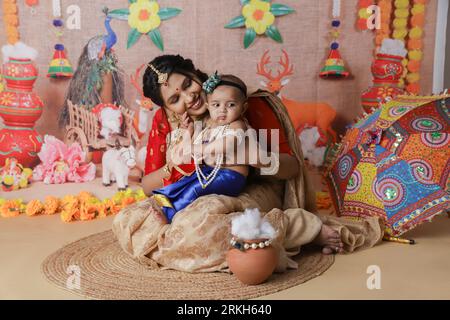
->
[230,237,273,251]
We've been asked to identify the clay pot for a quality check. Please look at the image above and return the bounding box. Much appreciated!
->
[0,58,43,167]
[226,238,278,285]
[361,53,405,114]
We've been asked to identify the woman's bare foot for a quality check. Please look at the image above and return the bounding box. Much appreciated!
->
[313,224,344,255]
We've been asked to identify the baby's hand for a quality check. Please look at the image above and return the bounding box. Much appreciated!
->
[179,112,191,129]
[179,112,194,136]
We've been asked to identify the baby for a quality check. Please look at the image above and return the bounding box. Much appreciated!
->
[152,73,249,223]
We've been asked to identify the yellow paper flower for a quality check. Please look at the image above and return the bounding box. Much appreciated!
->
[103,198,122,215]
[1,199,25,218]
[77,191,94,202]
[409,27,423,39]
[80,203,99,221]
[406,72,420,83]
[25,200,44,217]
[393,28,408,39]
[395,0,409,9]
[134,188,147,201]
[44,196,60,215]
[408,50,423,61]
[242,0,275,35]
[128,0,161,34]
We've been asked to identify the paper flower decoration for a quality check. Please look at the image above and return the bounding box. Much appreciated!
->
[108,0,181,51]
[225,0,295,49]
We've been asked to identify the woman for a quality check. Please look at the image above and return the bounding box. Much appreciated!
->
[141,55,208,193]
[113,55,383,271]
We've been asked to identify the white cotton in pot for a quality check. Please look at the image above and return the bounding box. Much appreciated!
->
[2,42,38,63]
[378,39,407,58]
[231,208,276,241]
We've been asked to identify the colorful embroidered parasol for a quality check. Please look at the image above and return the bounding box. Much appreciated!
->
[326,94,450,237]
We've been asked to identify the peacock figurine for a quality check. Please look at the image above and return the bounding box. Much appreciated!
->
[88,7,118,60]
[59,7,126,126]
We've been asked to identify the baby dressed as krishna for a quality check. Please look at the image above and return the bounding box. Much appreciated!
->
[151,72,251,223]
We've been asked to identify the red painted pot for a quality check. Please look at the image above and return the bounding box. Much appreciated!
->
[0,58,43,168]
[361,54,405,113]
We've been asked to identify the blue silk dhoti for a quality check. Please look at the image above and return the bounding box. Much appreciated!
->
[153,166,246,223]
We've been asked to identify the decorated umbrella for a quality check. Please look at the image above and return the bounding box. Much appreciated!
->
[326,94,450,240]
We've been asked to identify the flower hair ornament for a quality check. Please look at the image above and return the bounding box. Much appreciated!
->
[148,63,168,85]
[202,71,247,96]
[202,71,221,94]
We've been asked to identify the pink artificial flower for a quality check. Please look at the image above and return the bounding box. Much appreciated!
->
[33,135,96,184]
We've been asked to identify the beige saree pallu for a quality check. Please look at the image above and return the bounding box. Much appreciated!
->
[113,91,384,273]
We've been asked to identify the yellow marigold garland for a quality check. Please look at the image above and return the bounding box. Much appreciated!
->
[0,188,147,222]
[2,0,20,44]
[406,0,427,94]
[392,0,411,88]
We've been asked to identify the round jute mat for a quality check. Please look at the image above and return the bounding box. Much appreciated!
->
[41,230,334,300]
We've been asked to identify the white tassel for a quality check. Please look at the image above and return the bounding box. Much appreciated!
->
[52,0,62,17]
[332,0,341,18]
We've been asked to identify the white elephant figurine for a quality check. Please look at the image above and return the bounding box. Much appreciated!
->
[102,144,136,190]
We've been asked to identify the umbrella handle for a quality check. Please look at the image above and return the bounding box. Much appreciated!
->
[383,235,415,245]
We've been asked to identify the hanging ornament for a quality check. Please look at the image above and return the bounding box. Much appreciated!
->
[47,43,74,78]
[320,0,350,79]
[25,0,39,14]
[47,5,74,79]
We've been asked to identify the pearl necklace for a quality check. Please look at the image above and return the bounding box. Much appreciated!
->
[193,124,229,189]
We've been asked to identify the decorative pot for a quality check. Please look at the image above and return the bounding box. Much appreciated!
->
[226,238,278,285]
[361,54,405,113]
[0,58,43,168]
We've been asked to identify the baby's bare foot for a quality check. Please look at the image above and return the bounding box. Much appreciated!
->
[313,224,344,255]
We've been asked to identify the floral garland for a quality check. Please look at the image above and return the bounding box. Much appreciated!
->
[357,0,376,31]
[375,0,393,48]
[392,0,411,89]
[0,188,147,222]
[3,0,20,44]
[405,0,427,94]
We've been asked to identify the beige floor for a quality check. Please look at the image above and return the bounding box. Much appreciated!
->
[1,176,450,300]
